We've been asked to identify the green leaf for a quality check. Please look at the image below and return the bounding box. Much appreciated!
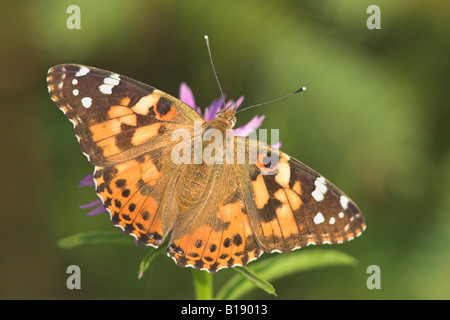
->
[192,270,214,300]
[232,267,277,297]
[57,230,132,248]
[138,246,164,280]
[215,249,358,300]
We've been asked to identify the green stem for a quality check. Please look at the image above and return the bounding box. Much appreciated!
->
[192,270,213,300]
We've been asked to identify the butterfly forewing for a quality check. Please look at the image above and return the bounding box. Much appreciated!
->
[47,64,202,166]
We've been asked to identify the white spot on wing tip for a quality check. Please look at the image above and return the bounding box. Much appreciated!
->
[99,74,121,95]
[340,196,350,210]
[313,212,325,224]
[314,176,328,193]
[81,97,92,108]
[311,189,324,202]
[75,66,90,77]
[312,176,327,202]
[99,84,113,94]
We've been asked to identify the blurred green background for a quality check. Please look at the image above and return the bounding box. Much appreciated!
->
[1,0,449,299]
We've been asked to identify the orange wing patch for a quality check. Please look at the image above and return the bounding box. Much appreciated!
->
[131,123,161,146]
[94,151,171,247]
[131,94,159,115]
[251,174,270,209]
[168,188,262,273]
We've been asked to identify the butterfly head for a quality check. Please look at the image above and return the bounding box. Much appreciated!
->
[215,107,237,128]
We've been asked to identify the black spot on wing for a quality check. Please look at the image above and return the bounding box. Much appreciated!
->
[115,179,126,188]
[195,259,205,269]
[156,96,172,115]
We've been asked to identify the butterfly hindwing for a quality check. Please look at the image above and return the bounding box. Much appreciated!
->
[167,163,263,272]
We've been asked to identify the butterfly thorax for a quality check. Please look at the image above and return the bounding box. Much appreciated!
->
[198,108,235,151]
[214,108,236,128]
[174,110,236,211]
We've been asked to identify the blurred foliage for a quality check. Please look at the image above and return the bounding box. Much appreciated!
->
[1,0,449,299]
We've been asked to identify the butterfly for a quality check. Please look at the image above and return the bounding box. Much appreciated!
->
[47,64,366,273]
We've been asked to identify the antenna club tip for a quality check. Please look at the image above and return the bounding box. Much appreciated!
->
[295,87,307,93]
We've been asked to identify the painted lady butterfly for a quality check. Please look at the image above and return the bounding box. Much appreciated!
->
[47,64,366,273]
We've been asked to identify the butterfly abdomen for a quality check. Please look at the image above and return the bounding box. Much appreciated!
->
[176,164,213,211]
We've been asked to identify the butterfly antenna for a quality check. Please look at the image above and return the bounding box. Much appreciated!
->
[204,35,226,109]
[236,87,307,114]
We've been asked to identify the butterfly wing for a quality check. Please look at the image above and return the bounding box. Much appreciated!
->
[47,64,204,247]
[240,139,366,253]
[167,137,365,272]
[167,162,263,272]
[47,64,203,166]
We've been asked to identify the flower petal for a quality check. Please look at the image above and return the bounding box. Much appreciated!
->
[86,205,108,216]
[234,95,245,110]
[271,141,282,149]
[224,95,244,111]
[179,82,196,108]
[78,174,95,187]
[233,115,265,137]
[205,96,225,121]
[79,198,103,209]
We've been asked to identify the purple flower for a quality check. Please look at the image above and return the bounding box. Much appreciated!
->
[80,82,269,216]
[179,82,265,136]
[78,174,107,216]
